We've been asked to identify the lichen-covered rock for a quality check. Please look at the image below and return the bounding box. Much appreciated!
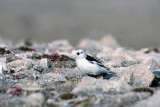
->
[12,70,40,80]
[51,60,76,70]
[132,90,160,107]
[24,93,45,106]
[58,52,75,59]
[0,57,6,63]
[32,58,48,68]
[113,92,151,107]
[0,57,7,74]
[39,73,67,85]
[1,37,160,107]
[135,52,160,70]
[97,48,138,68]
[0,65,2,74]
[59,68,84,79]
[15,52,33,58]
[7,59,32,72]
[72,76,132,95]
[111,64,155,87]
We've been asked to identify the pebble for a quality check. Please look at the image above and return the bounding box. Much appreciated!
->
[24,93,45,106]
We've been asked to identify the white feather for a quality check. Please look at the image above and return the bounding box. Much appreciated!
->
[75,49,109,75]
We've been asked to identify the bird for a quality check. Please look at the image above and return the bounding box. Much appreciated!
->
[75,49,112,77]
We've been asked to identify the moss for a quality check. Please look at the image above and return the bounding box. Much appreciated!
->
[144,48,159,53]
[132,88,154,95]
[59,93,76,100]
[8,87,22,95]
[32,53,42,59]
[32,53,75,62]
[0,47,11,54]
[32,53,76,68]
[16,46,36,52]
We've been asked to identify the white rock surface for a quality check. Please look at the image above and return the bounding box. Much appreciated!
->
[24,93,45,106]
[0,65,2,74]
[0,57,6,63]
[111,64,155,87]
[132,90,160,107]
[32,58,48,68]
[7,59,32,72]
[15,52,33,58]
[0,57,8,73]
[40,73,67,83]
[1,37,160,107]
[72,76,132,94]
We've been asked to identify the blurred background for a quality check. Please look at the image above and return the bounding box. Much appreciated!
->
[0,0,160,49]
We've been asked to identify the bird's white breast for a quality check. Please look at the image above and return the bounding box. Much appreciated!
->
[76,58,107,75]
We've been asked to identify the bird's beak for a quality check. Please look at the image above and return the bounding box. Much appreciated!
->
[77,52,80,55]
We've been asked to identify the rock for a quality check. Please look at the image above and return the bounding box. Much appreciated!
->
[136,52,160,70]
[0,96,26,107]
[13,70,40,79]
[39,73,67,85]
[58,52,75,59]
[47,96,101,107]
[32,58,48,68]
[5,54,18,62]
[7,59,32,72]
[0,57,7,74]
[59,68,84,79]
[97,48,138,68]
[77,38,102,52]
[24,93,45,106]
[0,65,2,74]
[15,52,33,58]
[111,64,155,87]
[33,65,45,72]
[51,60,76,70]
[72,76,132,95]
[113,92,151,107]
[0,57,6,62]
[0,63,7,71]
[0,74,18,87]
[132,90,160,107]
[44,48,52,55]
[17,80,42,93]
[99,35,120,49]
[59,93,76,100]
[2,37,160,107]
[33,65,52,74]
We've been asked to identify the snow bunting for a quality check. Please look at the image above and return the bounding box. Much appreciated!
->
[75,49,110,76]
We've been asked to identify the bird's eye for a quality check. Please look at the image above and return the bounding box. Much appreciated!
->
[81,52,83,53]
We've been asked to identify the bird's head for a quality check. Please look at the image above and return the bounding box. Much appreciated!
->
[75,49,87,59]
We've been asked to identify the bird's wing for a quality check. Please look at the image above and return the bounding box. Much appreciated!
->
[86,55,106,68]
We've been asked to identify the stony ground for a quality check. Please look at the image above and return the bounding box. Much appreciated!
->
[0,36,160,107]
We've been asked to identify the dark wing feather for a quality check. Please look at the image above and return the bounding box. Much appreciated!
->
[86,55,100,63]
[86,55,106,68]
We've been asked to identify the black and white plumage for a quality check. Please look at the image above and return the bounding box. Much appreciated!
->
[75,49,110,75]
